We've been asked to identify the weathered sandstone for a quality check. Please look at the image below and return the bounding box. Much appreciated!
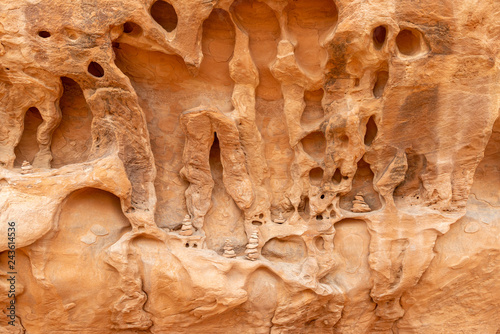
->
[0,0,499,333]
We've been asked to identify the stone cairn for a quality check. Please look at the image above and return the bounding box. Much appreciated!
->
[222,239,236,258]
[179,214,194,236]
[274,212,286,224]
[20,160,33,174]
[352,194,371,213]
[245,231,259,261]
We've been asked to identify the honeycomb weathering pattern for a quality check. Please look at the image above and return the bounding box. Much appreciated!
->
[0,0,499,333]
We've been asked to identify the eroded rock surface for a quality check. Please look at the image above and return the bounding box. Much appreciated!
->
[0,0,499,333]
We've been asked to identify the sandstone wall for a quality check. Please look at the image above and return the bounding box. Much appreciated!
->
[0,0,499,333]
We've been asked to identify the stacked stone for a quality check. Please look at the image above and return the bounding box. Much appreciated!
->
[20,160,33,174]
[352,194,371,213]
[179,215,194,236]
[274,212,286,224]
[222,239,236,258]
[245,231,259,261]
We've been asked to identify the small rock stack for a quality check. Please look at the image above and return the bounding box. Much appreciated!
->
[274,212,286,224]
[245,231,259,261]
[20,160,33,174]
[179,215,194,236]
[352,194,371,213]
[222,239,236,258]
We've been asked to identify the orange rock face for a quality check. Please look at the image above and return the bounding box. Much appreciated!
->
[0,0,499,333]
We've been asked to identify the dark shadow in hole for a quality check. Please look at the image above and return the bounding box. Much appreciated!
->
[151,0,178,32]
[123,22,142,35]
[364,116,378,146]
[252,221,263,226]
[339,157,382,212]
[88,62,104,78]
[14,107,42,167]
[396,29,421,56]
[373,71,388,98]
[394,149,426,199]
[373,26,387,49]
[38,31,51,38]
[298,196,310,220]
[316,215,323,221]
[332,169,342,184]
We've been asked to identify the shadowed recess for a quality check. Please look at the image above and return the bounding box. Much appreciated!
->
[301,89,325,126]
[373,71,388,98]
[285,0,338,73]
[14,107,42,167]
[373,26,387,49]
[123,22,142,36]
[339,158,381,211]
[302,131,326,160]
[88,62,104,78]
[151,0,178,32]
[309,167,324,186]
[396,29,421,56]
[364,116,378,146]
[262,236,307,263]
[38,30,51,38]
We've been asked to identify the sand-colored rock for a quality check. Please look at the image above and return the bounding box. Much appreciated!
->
[0,0,499,333]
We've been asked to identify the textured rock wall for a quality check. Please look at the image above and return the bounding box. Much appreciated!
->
[0,0,499,333]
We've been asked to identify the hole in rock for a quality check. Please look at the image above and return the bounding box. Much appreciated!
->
[14,107,42,167]
[469,116,500,208]
[185,243,189,248]
[333,218,370,274]
[373,71,388,98]
[396,29,421,56]
[298,196,310,220]
[151,0,178,32]
[393,150,427,203]
[285,0,338,74]
[38,31,51,38]
[48,77,92,168]
[123,22,142,35]
[202,9,236,67]
[314,236,325,251]
[339,158,382,211]
[332,169,342,185]
[259,213,264,219]
[302,131,326,160]
[230,0,281,100]
[364,116,378,146]
[65,28,79,40]
[205,132,245,252]
[301,89,325,126]
[87,62,104,78]
[373,26,387,49]
[193,243,198,248]
[309,167,324,186]
[262,236,307,263]
[320,194,325,199]
[252,221,263,226]
[316,215,323,221]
